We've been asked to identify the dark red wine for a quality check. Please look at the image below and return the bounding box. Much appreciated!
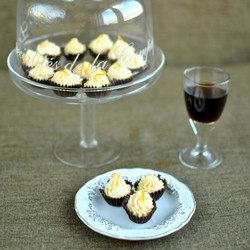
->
[184,85,228,123]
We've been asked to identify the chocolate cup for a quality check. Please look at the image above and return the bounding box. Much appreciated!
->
[84,81,114,98]
[63,51,86,61]
[99,180,133,207]
[131,64,149,76]
[50,81,81,97]
[85,89,111,98]
[134,174,167,201]
[27,76,51,86]
[52,90,77,97]
[110,76,133,86]
[122,194,157,224]
[89,49,108,61]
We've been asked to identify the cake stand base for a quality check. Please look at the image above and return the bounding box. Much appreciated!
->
[54,136,122,168]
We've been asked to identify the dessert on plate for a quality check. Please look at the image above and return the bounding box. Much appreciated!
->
[22,49,48,72]
[27,63,54,85]
[122,190,157,223]
[121,52,147,73]
[88,34,113,60]
[73,61,93,83]
[134,174,167,201]
[99,173,132,207]
[36,40,61,62]
[84,68,113,97]
[107,35,135,62]
[50,69,83,97]
[63,38,87,61]
[107,61,133,85]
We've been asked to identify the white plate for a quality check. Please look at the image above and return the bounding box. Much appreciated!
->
[74,168,196,241]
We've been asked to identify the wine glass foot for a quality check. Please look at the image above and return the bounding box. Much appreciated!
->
[179,147,222,170]
[54,136,122,168]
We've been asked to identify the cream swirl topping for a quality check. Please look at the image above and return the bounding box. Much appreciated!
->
[22,49,48,68]
[121,53,147,70]
[107,61,132,80]
[88,34,113,54]
[108,35,135,61]
[127,190,154,217]
[84,68,111,88]
[37,40,61,56]
[28,63,54,80]
[51,69,83,87]
[137,174,164,193]
[104,173,131,198]
[73,61,92,79]
[64,38,86,55]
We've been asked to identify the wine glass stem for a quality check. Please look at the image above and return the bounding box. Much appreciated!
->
[80,104,98,149]
[195,135,208,154]
[189,119,215,154]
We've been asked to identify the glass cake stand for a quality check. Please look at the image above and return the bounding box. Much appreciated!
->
[8,35,165,168]
[8,0,165,168]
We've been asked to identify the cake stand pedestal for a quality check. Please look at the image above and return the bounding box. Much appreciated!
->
[54,104,121,168]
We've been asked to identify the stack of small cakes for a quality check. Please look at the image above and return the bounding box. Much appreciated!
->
[100,172,167,224]
[21,34,148,94]
[22,49,48,73]
[88,34,147,74]
[108,35,147,73]
[22,39,61,83]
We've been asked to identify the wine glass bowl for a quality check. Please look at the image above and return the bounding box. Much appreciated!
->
[179,66,230,170]
[8,0,165,168]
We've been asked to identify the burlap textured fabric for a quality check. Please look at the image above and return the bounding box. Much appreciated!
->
[0,0,249,249]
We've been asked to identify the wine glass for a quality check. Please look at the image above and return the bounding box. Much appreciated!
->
[179,66,230,170]
[7,0,165,168]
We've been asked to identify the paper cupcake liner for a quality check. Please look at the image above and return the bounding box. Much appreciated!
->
[99,190,130,207]
[50,81,80,97]
[131,64,149,75]
[53,90,77,97]
[122,194,157,224]
[85,90,111,98]
[63,51,86,61]
[99,180,133,207]
[134,175,168,201]
[111,76,133,86]
[89,50,108,61]
[84,82,114,98]
[27,76,51,86]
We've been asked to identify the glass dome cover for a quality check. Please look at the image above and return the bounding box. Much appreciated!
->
[8,0,165,105]
[8,0,165,168]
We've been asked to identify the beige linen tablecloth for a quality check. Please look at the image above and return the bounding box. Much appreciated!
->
[0,63,249,249]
